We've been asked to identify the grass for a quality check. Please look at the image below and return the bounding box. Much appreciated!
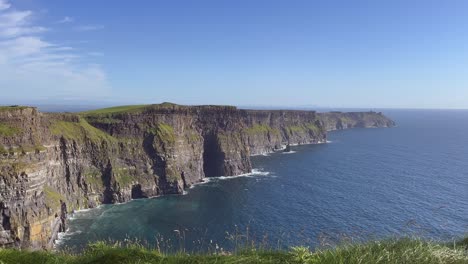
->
[149,123,176,144]
[81,103,181,116]
[0,123,21,136]
[43,185,65,209]
[83,167,103,186]
[244,124,281,136]
[114,167,137,186]
[10,162,31,174]
[0,144,7,155]
[50,118,116,143]
[285,123,322,137]
[0,238,466,264]
[305,123,321,135]
[0,105,29,112]
[80,105,151,115]
[5,145,47,154]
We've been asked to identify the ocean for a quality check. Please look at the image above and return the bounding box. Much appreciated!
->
[56,109,468,252]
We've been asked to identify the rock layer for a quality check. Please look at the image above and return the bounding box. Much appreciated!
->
[0,104,395,249]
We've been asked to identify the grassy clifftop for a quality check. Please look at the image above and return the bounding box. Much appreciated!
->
[80,102,238,116]
[80,104,153,115]
[50,117,117,143]
[0,237,466,264]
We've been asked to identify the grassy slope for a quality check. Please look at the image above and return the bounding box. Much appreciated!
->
[49,118,117,143]
[0,106,29,112]
[80,103,179,116]
[0,123,21,137]
[80,105,151,115]
[0,238,466,264]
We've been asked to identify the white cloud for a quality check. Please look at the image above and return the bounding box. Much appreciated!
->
[0,1,110,101]
[0,25,47,38]
[0,0,10,11]
[57,16,73,23]
[75,25,104,31]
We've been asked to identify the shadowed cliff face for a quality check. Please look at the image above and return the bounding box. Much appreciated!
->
[202,133,226,177]
[0,104,394,249]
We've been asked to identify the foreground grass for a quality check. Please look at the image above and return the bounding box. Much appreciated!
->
[0,238,467,264]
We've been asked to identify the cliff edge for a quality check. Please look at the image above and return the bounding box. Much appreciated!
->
[0,104,394,248]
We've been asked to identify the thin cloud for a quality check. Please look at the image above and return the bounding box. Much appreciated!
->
[0,0,111,100]
[57,16,73,24]
[75,25,104,31]
[0,8,50,38]
[0,0,10,11]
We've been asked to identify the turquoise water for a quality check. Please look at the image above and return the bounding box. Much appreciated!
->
[57,110,468,251]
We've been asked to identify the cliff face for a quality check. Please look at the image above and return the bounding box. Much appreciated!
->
[0,104,394,249]
[318,111,396,131]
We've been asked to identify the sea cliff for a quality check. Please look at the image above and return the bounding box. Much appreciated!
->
[0,104,394,249]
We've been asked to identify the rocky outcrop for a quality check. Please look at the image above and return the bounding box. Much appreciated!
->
[0,104,394,249]
[318,111,396,131]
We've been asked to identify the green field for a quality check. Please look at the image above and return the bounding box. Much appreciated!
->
[80,103,181,116]
[80,105,151,115]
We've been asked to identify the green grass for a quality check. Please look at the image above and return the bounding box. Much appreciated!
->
[0,144,7,155]
[6,145,47,154]
[0,123,21,136]
[43,185,65,209]
[80,105,151,115]
[0,105,29,112]
[11,162,31,174]
[285,123,322,136]
[305,123,321,135]
[80,103,239,117]
[186,130,201,142]
[50,118,116,143]
[149,123,176,144]
[244,124,281,136]
[288,125,306,133]
[114,167,137,186]
[81,103,181,116]
[0,238,466,264]
[83,167,103,186]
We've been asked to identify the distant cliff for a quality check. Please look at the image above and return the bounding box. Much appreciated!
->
[0,104,394,249]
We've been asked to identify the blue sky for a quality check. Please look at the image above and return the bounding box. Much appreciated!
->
[0,0,467,108]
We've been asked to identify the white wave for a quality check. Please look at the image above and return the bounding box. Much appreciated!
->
[251,151,272,156]
[250,153,264,156]
[54,229,83,247]
[254,140,332,157]
[197,169,271,184]
[250,140,331,157]
[251,168,271,175]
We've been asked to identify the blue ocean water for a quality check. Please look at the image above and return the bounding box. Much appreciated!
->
[57,110,468,251]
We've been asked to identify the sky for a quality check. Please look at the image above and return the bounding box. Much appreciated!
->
[0,0,467,109]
